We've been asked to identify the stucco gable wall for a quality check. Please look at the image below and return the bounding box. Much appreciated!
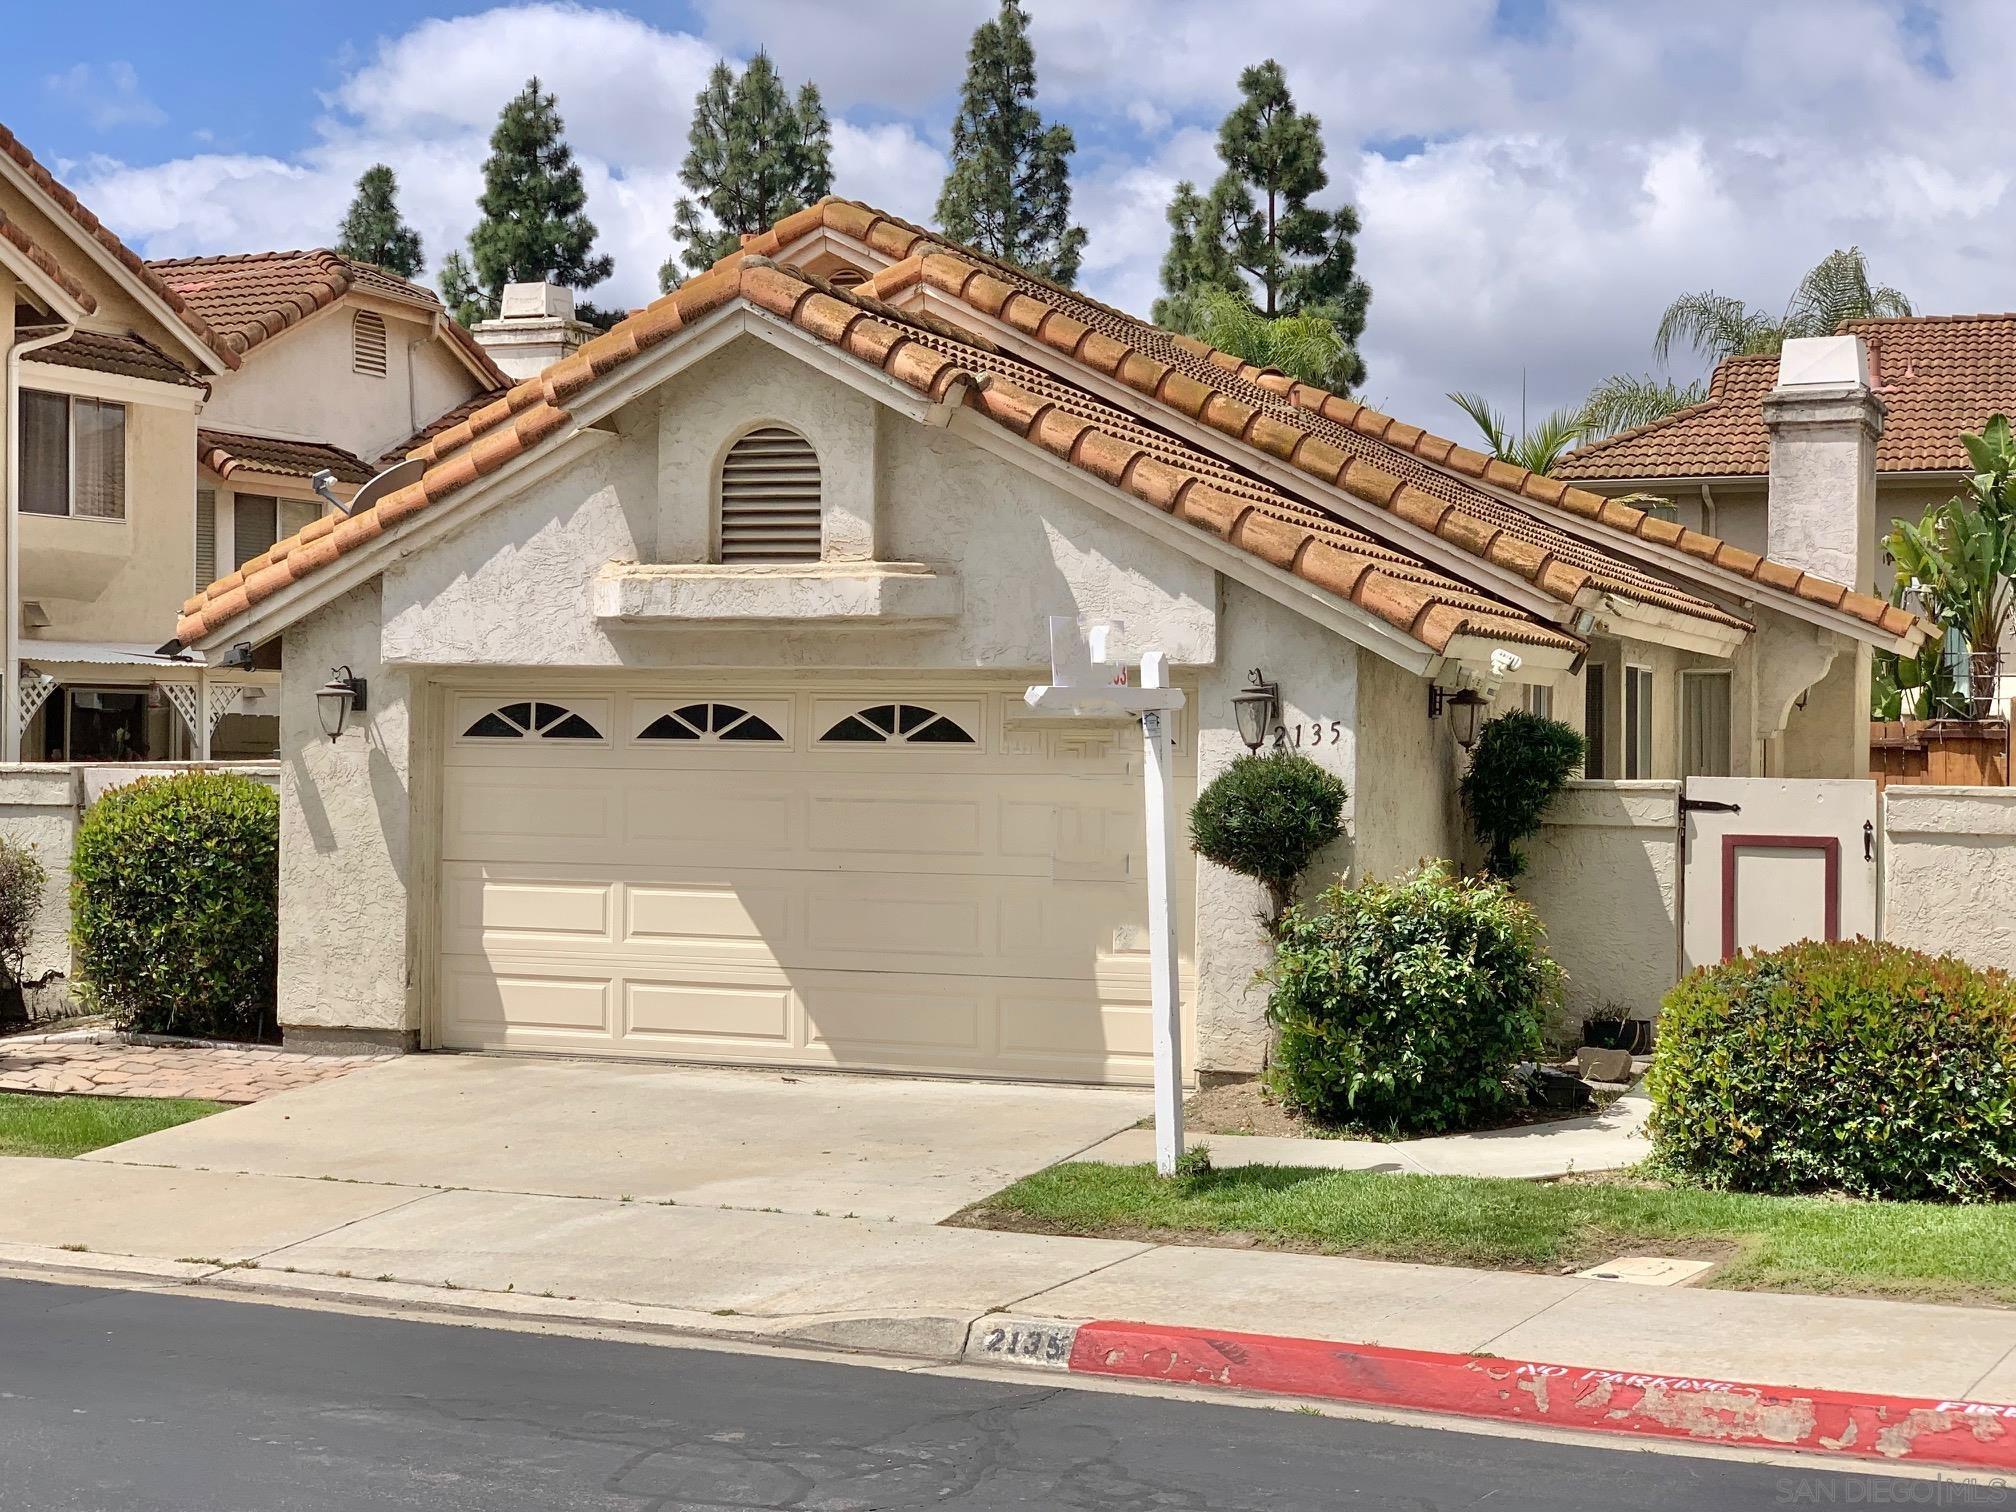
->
[0,181,193,355]
[381,334,1218,672]
[201,302,474,463]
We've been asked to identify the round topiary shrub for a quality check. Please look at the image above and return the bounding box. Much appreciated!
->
[1267,863,1557,1133]
[1189,752,1347,920]
[1459,709,1586,879]
[71,771,279,1041]
[1649,939,2016,1202]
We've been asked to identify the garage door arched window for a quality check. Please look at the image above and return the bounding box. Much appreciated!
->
[638,703,784,743]
[718,425,822,563]
[819,703,975,745]
[462,701,604,741]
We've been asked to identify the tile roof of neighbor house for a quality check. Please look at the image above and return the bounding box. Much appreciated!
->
[144,248,508,384]
[1557,314,2016,482]
[172,199,1924,652]
[198,430,375,487]
[23,328,207,389]
[0,206,97,314]
[0,122,238,370]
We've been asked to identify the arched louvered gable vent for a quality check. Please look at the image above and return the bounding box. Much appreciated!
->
[719,426,822,562]
[352,310,388,377]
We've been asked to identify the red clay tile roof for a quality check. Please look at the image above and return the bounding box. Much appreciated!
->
[0,207,96,315]
[0,122,237,370]
[176,257,1581,659]
[22,329,205,389]
[199,430,375,487]
[731,201,1909,643]
[379,389,509,467]
[1558,315,2016,482]
[144,248,507,384]
[170,199,1925,654]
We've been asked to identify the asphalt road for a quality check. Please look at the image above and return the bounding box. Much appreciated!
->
[0,1276,1935,1510]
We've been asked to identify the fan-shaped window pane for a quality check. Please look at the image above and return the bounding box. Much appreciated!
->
[818,703,976,746]
[465,711,521,738]
[463,701,602,741]
[822,714,884,742]
[909,716,975,744]
[640,713,701,740]
[542,714,602,740]
[497,702,533,729]
[717,713,783,741]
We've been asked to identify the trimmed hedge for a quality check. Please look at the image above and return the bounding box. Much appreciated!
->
[70,771,279,1041]
[1648,939,2016,1202]
[1267,864,1557,1133]
[1189,752,1347,919]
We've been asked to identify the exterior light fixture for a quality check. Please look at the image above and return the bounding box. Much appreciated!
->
[1429,684,1490,750]
[1230,668,1279,754]
[316,666,367,742]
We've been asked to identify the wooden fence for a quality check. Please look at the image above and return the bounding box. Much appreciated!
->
[1869,719,2009,789]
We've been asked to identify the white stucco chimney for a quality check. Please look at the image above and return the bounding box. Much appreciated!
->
[471,281,594,382]
[1762,334,1886,596]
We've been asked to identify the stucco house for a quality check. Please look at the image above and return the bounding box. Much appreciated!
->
[165,200,1929,1082]
[0,122,502,764]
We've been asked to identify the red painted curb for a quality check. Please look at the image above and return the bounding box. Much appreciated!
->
[1069,1321,2016,1469]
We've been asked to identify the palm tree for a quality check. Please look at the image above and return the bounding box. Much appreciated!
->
[1578,372,1708,440]
[1653,247,1912,367]
[1166,285,1361,394]
[1447,391,1586,476]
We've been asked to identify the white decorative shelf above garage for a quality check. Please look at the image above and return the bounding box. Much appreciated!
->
[592,560,961,624]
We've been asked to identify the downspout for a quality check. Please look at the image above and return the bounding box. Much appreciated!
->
[1698,481,1719,538]
[4,320,77,762]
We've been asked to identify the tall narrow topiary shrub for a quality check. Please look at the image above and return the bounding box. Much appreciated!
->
[0,837,46,1025]
[1459,710,1585,879]
[1189,752,1347,925]
[70,771,279,1040]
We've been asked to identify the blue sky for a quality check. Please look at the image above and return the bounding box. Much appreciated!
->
[2,2,1998,435]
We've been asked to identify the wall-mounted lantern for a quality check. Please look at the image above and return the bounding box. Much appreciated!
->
[316,666,368,743]
[1231,668,1280,754]
[1429,684,1489,750]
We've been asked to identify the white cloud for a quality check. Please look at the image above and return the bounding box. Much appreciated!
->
[45,0,2016,440]
[43,62,167,131]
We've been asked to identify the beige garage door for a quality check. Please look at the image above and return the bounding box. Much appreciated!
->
[435,682,1194,1084]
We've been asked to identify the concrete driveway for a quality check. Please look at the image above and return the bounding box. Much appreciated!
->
[82,1054,1147,1223]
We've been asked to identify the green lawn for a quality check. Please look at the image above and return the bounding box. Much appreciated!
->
[0,1092,226,1158]
[960,1161,2016,1307]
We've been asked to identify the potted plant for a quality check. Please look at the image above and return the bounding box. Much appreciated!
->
[1581,1001,1653,1055]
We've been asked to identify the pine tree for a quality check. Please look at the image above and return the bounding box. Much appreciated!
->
[662,52,833,292]
[334,165,424,278]
[442,77,613,326]
[935,0,1086,286]
[1155,60,1370,389]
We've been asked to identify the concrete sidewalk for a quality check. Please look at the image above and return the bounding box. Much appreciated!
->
[3,1151,2014,1411]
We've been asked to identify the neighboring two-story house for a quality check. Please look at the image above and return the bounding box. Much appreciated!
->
[1,122,503,764]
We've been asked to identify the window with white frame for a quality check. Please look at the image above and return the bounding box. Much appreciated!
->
[18,390,125,519]
[1681,669,1732,777]
[1623,664,1655,779]
[1520,684,1553,720]
[229,493,321,570]
[1582,665,1608,778]
[195,489,218,589]
[718,425,822,562]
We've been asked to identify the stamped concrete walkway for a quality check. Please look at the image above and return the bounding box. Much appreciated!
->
[0,1032,389,1103]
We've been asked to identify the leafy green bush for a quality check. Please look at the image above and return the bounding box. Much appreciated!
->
[1267,863,1558,1133]
[1649,940,2016,1202]
[1459,710,1586,878]
[1189,752,1347,920]
[71,772,279,1040]
[0,838,46,1023]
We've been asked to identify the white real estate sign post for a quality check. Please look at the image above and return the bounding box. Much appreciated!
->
[1026,618,1186,1175]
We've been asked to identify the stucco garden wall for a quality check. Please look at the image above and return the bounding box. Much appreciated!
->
[1519,780,1681,1029]
[1882,787,2016,973]
[0,763,279,982]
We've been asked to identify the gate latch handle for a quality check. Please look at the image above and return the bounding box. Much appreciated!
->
[1864,819,1875,862]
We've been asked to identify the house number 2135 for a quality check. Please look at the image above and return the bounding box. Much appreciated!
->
[1273,720,1343,750]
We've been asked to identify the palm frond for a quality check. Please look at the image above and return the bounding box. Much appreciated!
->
[1654,291,1776,365]
[1579,372,1709,439]
[1447,391,1513,459]
[1511,409,1588,476]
